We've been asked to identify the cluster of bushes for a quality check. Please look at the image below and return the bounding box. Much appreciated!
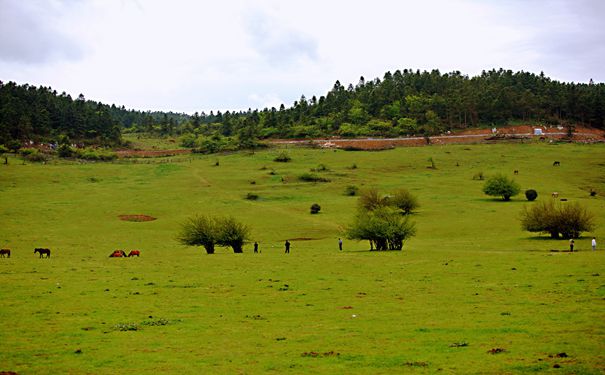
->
[19,148,49,162]
[347,188,419,250]
[521,201,595,239]
[177,214,251,254]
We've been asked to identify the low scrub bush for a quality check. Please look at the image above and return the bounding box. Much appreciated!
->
[311,164,329,172]
[274,151,291,162]
[298,173,330,183]
[310,203,321,214]
[21,148,48,162]
[245,193,259,200]
[345,185,359,196]
[75,148,117,161]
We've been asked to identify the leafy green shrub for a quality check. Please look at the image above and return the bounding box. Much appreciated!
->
[20,148,48,162]
[57,144,74,157]
[345,185,359,196]
[310,203,321,214]
[19,148,37,156]
[311,164,329,172]
[179,133,197,148]
[483,174,520,201]
[521,200,595,239]
[388,189,420,215]
[274,151,291,162]
[75,148,117,161]
[525,189,538,201]
[298,173,330,182]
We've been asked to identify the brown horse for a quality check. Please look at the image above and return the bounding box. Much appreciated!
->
[109,250,127,257]
[0,249,10,258]
[128,250,140,257]
[34,248,51,258]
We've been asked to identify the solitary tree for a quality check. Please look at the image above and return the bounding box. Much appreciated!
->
[483,174,520,201]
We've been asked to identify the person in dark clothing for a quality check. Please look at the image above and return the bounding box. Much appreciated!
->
[569,239,575,252]
[285,240,290,254]
[254,242,259,253]
[338,238,343,251]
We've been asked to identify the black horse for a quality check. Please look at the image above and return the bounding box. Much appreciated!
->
[0,249,10,258]
[34,248,51,258]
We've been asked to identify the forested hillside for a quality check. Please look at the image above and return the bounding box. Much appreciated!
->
[1,69,604,149]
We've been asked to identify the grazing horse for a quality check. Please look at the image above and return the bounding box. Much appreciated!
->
[552,192,559,198]
[34,248,51,258]
[553,161,560,166]
[109,250,127,258]
[128,250,140,257]
[0,249,10,258]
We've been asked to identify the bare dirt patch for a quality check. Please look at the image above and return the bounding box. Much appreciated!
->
[118,214,157,222]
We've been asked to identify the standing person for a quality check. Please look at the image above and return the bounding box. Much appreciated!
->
[338,238,343,251]
[254,242,259,253]
[569,239,575,252]
[592,237,597,251]
[285,240,290,254]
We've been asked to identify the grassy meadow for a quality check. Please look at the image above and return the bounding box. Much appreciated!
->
[1,142,604,374]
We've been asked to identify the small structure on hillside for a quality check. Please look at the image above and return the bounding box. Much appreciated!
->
[533,128,543,136]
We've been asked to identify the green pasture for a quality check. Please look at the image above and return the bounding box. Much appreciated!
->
[1,142,604,374]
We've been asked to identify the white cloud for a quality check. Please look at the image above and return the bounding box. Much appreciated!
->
[0,0,603,113]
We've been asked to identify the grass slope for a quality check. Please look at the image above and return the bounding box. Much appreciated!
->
[0,142,604,374]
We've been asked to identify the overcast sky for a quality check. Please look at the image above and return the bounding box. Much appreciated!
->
[1,0,603,113]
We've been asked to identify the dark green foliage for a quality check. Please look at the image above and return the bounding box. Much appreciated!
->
[298,173,330,182]
[525,189,538,201]
[273,151,291,162]
[177,215,251,254]
[345,185,359,196]
[520,201,596,239]
[3,69,605,149]
[483,174,521,201]
[26,150,48,162]
[57,144,74,157]
[310,203,321,214]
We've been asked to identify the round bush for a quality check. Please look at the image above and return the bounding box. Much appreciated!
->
[525,189,538,201]
[310,203,321,214]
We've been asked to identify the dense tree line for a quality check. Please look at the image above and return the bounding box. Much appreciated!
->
[2,69,604,149]
[173,69,605,150]
[0,81,189,147]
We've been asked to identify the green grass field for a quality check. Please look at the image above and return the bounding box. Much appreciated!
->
[1,142,604,374]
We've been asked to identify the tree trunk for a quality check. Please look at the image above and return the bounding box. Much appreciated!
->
[203,244,215,254]
[231,243,243,253]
